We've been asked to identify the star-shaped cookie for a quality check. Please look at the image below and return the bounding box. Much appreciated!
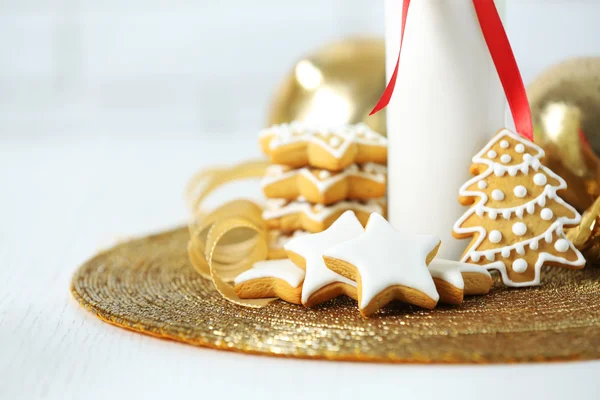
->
[285,210,363,307]
[323,213,441,316]
[428,259,493,305]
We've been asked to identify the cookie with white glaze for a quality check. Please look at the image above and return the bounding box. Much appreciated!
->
[267,230,309,260]
[323,213,441,317]
[285,210,363,307]
[453,129,585,287]
[259,122,387,171]
[262,163,387,205]
[263,197,386,233]
[428,259,493,305]
[234,259,305,304]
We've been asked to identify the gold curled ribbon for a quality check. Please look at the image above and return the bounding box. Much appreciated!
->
[568,195,600,252]
[186,160,275,307]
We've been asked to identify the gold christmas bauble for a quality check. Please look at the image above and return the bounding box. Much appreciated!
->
[528,57,600,211]
[267,37,386,135]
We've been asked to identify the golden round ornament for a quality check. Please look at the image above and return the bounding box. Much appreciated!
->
[529,57,600,211]
[267,37,386,135]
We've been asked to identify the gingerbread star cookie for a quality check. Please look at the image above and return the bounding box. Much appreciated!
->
[263,197,386,233]
[267,230,309,259]
[323,213,441,317]
[453,129,585,287]
[285,210,363,307]
[261,163,387,205]
[259,122,387,171]
[234,259,305,304]
[428,259,493,305]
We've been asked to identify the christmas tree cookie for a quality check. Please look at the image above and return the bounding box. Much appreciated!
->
[453,129,585,287]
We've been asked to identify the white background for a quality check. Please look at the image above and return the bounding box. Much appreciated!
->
[1,0,600,138]
[1,1,600,399]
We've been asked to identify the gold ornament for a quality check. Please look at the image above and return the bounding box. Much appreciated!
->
[73,227,600,363]
[528,57,600,211]
[568,195,600,263]
[267,38,386,135]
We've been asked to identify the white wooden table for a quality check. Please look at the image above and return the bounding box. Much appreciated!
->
[2,134,599,400]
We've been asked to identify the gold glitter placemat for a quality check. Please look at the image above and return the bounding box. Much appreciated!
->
[71,227,600,363]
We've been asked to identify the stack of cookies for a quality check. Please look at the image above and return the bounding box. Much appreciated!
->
[258,122,388,259]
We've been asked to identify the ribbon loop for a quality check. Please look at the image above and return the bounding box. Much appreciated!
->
[186,160,275,307]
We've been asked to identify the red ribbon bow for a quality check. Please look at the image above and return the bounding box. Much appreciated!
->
[371,0,534,143]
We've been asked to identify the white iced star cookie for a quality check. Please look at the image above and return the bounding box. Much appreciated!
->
[428,259,493,305]
[323,213,441,317]
[285,210,362,307]
[234,259,305,305]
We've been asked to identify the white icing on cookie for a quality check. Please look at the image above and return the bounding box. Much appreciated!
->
[555,239,569,253]
[487,150,497,159]
[512,222,527,236]
[500,154,512,163]
[285,211,362,304]
[489,230,502,243]
[261,163,387,195]
[534,173,547,186]
[329,136,341,147]
[234,259,305,288]
[268,230,309,249]
[514,185,527,198]
[319,170,331,179]
[478,181,488,189]
[500,140,510,148]
[515,144,525,153]
[454,129,585,287]
[512,259,527,273]
[492,189,504,201]
[428,259,492,290]
[541,208,553,220]
[263,198,384,222]
[260,122,387,160]
[323,213,440,309]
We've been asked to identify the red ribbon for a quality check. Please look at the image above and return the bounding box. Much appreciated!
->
[370,0,534,143]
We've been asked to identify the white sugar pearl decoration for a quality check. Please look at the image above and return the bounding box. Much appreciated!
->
[478,181,488,189]
[512,222,527,236]
[489,230,502,243]
[318,170,331,179]
[500,154,512,163]
[487,150,497,159]
[541,208,553,221]
[329,136,341,147]
[555,239,569,253]
[513,259,528,273]
[513,185,527,198]
[516,208,524,219]
[515,144,525,153]
[534,173,547,186]
[500,140,509,148]
[492,189,505,201]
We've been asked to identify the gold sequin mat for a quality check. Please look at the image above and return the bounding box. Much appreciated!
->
[71,227,600,363]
